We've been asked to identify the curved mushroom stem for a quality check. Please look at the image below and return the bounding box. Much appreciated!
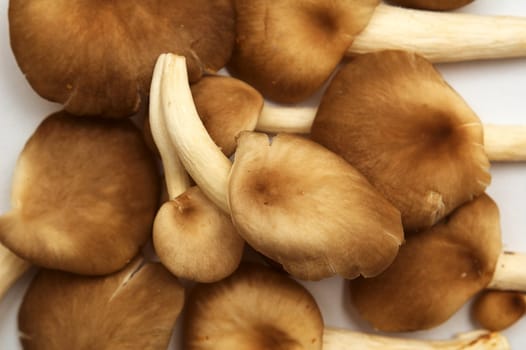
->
[488,251,526,291]
[350,4,526,63]
[323,328,509,350]
[160,54,231,213]
[0,243,31,300]
[256,107,526,161]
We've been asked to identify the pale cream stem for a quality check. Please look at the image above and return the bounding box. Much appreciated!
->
[160,54,231,213]
[350,4,526,63]
[323,328,509,350]
[149,54,190,200]
[0,243,31,301]
[488,251,526,291]
[256,103,317,134]
[483,125,526,162]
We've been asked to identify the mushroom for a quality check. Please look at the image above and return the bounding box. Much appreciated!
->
[184,263,510,350]
[472,290,526,331]
[0,244,30,301]
[0,112,160,275]
[348,194,526,331]
[386,0,474,11]
[8,0,235,117]
[149,54,244,283]
[229,1,526,102]
[18,256,185,349]
[158,53,404,280]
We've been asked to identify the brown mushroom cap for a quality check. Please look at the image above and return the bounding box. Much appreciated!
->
[349,194,502,331]
[387,0,474,11]
[229,131,403,280]
[153,186,244,283]
[9,0,235,117]
[473,290,526,331]
[311,50,490,233]
[19,257,185,350]
[228,0,380,103]
[0,112,160,275]
[184,263,324,350]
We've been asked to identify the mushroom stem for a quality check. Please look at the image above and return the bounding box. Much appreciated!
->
[149,54,190,199]
[0,243,31,300]
[160,54,231,213]
[256,108,526,161]
[350,4,526,63]
[488,252,526,291]
[323,328,509,350]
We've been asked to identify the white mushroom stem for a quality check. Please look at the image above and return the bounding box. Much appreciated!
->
[149,54,190,199]
[350,4,526,63]
[256,107,526,161]
[160,54,231,213]
[0,244,30,301]
[323,328,509,350]
[488,251,526,291]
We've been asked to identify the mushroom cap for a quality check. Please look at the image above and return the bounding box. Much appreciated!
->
[349,194,502,331]
[228,0,379,103]
[311,50,490,233]
[19,257,185,350]
[473,290,526,331]
[0,112,160,275]
[228,131,403,280]
[191,75,263,156]
[183,263,324,350]
[153,186,245,283]
[9,0,235,117]
[386,0,474,10]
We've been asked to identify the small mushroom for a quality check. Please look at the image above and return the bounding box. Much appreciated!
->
[9,0,235,117]
[159,53,404,280]
[184,263,510,350]
[149,54,244,282]
[472,290,526,331]
[0,112,160,275]
[349,194,526,331]
[0,244,30,301]
[18,256,185,349]
[386,0,474,11]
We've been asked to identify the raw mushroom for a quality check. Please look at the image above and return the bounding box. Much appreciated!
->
[0,112,160,275]
[149,54,244,282]
[230,1,526,102]
[349,194,526,331]
[386,0,474,11]
[0,244,30,301]
[18,256,185,350]
[184,263,510,350]
[9,0,235,117]
[472,290,526,331]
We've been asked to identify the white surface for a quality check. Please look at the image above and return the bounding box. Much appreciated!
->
[1,0,526,349]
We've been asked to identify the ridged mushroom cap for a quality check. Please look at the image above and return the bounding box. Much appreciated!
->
[473,290,526,331]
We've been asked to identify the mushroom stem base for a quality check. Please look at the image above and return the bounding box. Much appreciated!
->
[0,244,31,301]
[489,251,526,291]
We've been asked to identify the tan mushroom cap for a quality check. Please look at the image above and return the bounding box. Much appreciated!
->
[229,132,403,280]
[387,0,474,11]
[153,186,244,283]
[0,112,160,275]
[9,0,235,117]
[184,263,324,350]
[191,75,263,156]
[473,290,526,331]
[311,50,490,233]
[349,194,502,331]
[19,257,185,350]
[228,0,380,103]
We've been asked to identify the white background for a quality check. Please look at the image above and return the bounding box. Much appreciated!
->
[1,0,525,349]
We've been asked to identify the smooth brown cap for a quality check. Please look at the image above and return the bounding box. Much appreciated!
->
[0,112,160,275]
[19,257,185,349]
[387,0,474,10]
[228,0,380,103]
[473,290,526,331]
[153,186,245,283]
[349,194,502,331]
[228,132,403,280]
[9,0,235,117]
[311,50,490,233]
[184,263,323,350]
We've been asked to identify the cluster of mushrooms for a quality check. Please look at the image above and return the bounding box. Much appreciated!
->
[1,0,526,348]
